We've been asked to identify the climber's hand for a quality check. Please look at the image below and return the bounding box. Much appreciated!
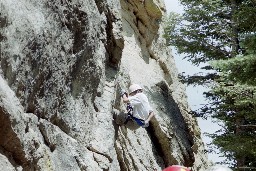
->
[120,89,127,97]
[143,120,149,128]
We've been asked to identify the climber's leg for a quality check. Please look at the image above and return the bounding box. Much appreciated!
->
[112,109,129,125]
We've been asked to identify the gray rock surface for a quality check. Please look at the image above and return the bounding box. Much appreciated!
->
[0,0,210,170]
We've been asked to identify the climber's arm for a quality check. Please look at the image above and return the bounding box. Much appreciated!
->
[145,111,155,124]
[120,89,129,103]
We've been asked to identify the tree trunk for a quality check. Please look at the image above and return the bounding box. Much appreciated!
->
[235,116,245,167]
[230,0,240,57]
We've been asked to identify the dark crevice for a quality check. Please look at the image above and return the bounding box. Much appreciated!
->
[38,123,56,152]
[95,0,105,14]
[0,15,8,28]
[25,123,29,133]
[114,143,127,171]
[146,124,167,169]
[0,108,28,167]
[0,146,22,169]
[0,15,7,42]
[102,3,124,68]
[128,152,139,171]
[74,156,87,170]
[105,10,119,67]
[177,137,195,167]
[93,103,99,112]
[50,112,70,135]
[159,60,173,86]
[87,146,113,163]
[147,82,195,166]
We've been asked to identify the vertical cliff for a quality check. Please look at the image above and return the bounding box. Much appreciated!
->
[0,0,209,170]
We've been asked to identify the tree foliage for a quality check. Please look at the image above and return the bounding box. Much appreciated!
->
[164,0,256,168]
[211,54,256,86]
[205,83,256,167]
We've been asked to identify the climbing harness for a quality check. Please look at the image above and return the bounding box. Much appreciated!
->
[124,103,148,127]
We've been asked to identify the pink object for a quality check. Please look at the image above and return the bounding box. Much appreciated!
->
[163,165,191,171]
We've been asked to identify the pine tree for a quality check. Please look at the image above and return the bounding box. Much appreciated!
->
[164,0,256,168]
[203,83,256,167]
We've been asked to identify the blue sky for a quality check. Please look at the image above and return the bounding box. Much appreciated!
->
[164,0,184,14]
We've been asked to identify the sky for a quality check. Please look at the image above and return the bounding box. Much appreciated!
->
[163,0,226,165]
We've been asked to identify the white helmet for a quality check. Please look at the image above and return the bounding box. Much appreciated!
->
[129,84,142,94]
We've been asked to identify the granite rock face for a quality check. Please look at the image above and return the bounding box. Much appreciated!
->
[0,0,209,170]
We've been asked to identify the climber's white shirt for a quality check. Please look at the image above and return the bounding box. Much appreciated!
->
[128,92,153,120]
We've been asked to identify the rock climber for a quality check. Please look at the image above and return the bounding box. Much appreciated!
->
[115,83,155,127]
